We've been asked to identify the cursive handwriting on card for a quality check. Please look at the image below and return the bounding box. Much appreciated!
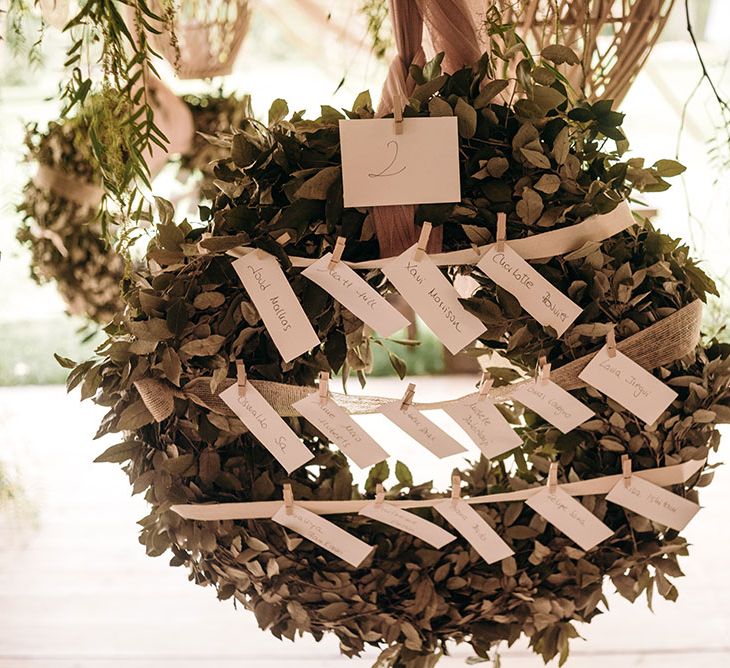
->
[368,140,406,178]
[444,397,522,459]
[359,502,456,549]
[512,380,594,433]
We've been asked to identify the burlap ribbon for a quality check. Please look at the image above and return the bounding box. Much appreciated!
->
[134,299,703,423]
[33,165,105,208]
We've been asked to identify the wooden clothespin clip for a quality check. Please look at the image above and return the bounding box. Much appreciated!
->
[393,91,404,135]
[375,483,385,506]
[537,356,551,385]
[236,360,247,397]
[413,222,432,262]
[477,371,493,401]
[328,236,346,272]
[400,382,416,411]
[283,483,294,516]
[548,462,558,492]
[276,232,291,245]
[496,212,506,252]
[621,454,632,488]
[451,473,461,506]
[318,371,330,405]
[606,324,617,359]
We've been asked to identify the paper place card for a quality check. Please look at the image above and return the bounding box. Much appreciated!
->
[434,499,514,564]
[272,504,374,568]
[382,245,486,354]
[526,486,613,551]
[606,474,700,531]
[444,397,522,459]
[302,253,410,337]
[359,502,456,549]
[339,117,461,208]
[380,401,467,458]
[219,383,314,474]
[578,345,678,425]
[293,393,389,469]
[477,245,582,336]
[512,380,593,433]
[232,250,320,362]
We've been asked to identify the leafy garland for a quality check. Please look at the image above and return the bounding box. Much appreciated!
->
[16,91,251,323]
[64,38,729,668]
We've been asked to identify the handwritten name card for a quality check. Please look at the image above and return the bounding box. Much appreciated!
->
[272,504,374,568]
[579,345,678,425]
[434,499,514,564]
[444,397,522,459]
[339,117,461,208]
[293,393,388,469]
[219,383,314,474]
[606,475,700,531]
[302,253,410,337]
[477,245,582,336]
[232,250,320,362]
[526,486,613,551]
[380,401,467,458]
[382,245,486,354]
[512,380,593,433]
[359,502,456,549]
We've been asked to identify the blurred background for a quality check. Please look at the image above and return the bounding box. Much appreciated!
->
[1,1,729,666]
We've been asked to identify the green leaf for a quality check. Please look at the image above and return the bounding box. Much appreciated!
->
[541,44,580,66]
[652,159,686,177]
[474,79,509,108]
[268,98,289,125]
[54,353,77,369]
[295,166,341,200]
[428,97,453,117]
[395,461,413,486]
[455,98,477,138]
[94,440,142,464]
[364,460,390,494]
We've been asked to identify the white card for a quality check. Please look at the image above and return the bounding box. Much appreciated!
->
[293,393,389,469]
[302,253,410,337]
[219,383,314,474]
[339,117,461,208]
[382,244,486,354]
[477,245,582,336]
[359,502,456,549]
[526,486,613,551]
[380,401,467,458]
[434,499,514,564]
[232,250,320,362]
[606,474,700,531]
[578,345,678,425]
[272,504,374,568]
[444,397,522,459]
[512,380,593,433]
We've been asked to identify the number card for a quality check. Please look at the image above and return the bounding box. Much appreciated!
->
[512,380,594,433]
[293,392,389,469]
[359,502,456,549]
[434,499,514,564]
[339,117,461,208]
[579,345,678,425]
[302,253,410,337]
[444,397,522,459]
[477,245,582,336]
[232,250,320,362]
[606,474,700,531]
[382,245,486,355]
[272,504,374,568]
[220,383,314,474]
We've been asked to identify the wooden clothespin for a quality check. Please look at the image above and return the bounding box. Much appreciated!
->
[537,356,551,385]
[375,483,385,506]
[276,232,291,245]
[413,222,432,262]
[393,92,404,135]
[328,236,346,271]
[283,483,294,515]
[400,382,416,411]
[318,371,330,405]
[606,324,617,358]
[451,473,461,505]
[236,360,247,397]
[621,454,632,488]
[547,462,558,492]
[477,371,493,401]
[496,212,506,252]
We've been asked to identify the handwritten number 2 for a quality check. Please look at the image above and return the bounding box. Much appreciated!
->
[368,140,406,178]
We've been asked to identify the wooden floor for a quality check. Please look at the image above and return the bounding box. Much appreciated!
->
[1,383,729,667]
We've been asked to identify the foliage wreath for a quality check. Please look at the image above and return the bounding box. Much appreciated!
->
[16,92,251,324]
[68,45,730,668]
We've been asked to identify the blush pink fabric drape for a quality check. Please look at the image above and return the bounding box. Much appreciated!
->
[369,0,482,258]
